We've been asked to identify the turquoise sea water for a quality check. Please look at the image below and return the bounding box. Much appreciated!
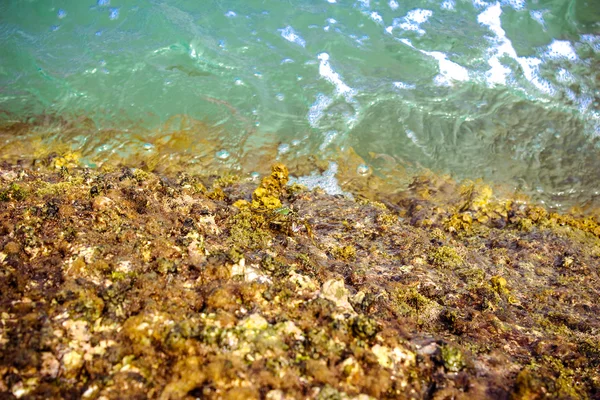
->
[1,0,599,208]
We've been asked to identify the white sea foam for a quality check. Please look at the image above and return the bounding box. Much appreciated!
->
[478,3,554,94]
[392,9,433,35]
[530,10,546,28]
[396,37,468,85]
[578,96,592,113]
[580,34,600,52]
[389,0,399,10]
[519,57,555,95]
[545,40,578,61]
[320,130,338,150]
[441,0,455,11]
[370,12,384,24]
[422,50,470,83]
[393,81,416,90]
[399,38,414,47]
[307,94,333,128]
[278,26,306,47]
[500,0,525,10]
[317,53,355,99]
[288,162,349,197]
[478,3,516,84]
[472,0,490,9]
[556,68,575,84]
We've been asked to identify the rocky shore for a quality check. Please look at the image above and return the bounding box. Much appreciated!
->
[1,157,599,399]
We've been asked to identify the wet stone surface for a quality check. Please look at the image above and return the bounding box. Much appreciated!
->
[0,159,599,399]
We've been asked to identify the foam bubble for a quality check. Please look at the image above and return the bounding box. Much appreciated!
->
[109,8,119,20]
[215,150,230,160]
[405,130,431,156]
[278,143,291,154]
[57,9,67,19]
[357,164,370,176]
[406,130,419,145]
[389,0,399,10]
[225,11,236,17]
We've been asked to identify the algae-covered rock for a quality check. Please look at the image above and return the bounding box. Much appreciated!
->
[429,245,463,268]
[440,344,466,372]
[1,159,600,399]
[320,279,355,315]
[239,313,269,330]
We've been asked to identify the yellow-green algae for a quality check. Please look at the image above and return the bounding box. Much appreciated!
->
[0,155,599,399]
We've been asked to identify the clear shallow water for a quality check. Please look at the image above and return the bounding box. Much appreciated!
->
[1,0,599,209]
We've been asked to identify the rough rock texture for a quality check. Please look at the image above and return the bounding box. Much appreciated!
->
[0,159,599,399]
